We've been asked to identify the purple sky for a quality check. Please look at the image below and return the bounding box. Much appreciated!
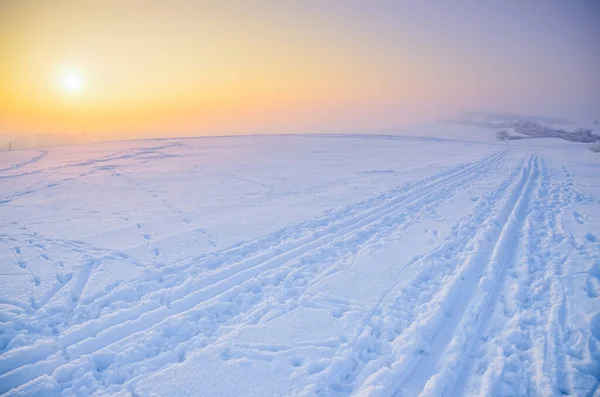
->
[1,1,598,143]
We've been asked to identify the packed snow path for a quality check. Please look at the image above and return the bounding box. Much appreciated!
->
[0,134,599,396]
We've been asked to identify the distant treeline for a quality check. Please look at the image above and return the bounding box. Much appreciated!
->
[443,118,599,143]
[512,120,598,143]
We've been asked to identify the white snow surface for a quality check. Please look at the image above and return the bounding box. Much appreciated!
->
[1,132,599,396]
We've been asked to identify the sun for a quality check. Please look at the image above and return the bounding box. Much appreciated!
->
[63,73,82,91]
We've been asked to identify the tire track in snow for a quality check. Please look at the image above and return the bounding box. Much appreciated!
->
[0,151,508,394]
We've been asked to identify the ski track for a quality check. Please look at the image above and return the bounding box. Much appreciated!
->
[296,151,595,397]
[0,151,509,394]
[452,155,574,397]
[1,150,506,354]
[0,150,47,174]
[295,153,533,396]
[3,149,506,343]
[426,155,544,397]
[1,146,598,396]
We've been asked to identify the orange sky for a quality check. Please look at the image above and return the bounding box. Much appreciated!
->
[1,1,598,144]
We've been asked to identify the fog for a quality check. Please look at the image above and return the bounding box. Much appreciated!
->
[1,1,598,149]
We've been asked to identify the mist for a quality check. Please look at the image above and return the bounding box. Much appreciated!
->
[1,1,598,149]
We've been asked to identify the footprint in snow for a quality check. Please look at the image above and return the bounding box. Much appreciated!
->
[585,262,600,298]
[573,211,586,224]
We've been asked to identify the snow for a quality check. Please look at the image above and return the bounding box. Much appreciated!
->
[0,132,599,396]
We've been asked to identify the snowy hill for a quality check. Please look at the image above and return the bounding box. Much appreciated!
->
[0,133,599,396]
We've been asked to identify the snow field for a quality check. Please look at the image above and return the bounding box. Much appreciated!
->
[0,134,599,396]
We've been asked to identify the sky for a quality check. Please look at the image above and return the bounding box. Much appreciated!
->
[1,1,599,145]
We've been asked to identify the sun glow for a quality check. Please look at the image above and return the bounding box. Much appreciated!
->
[63,73,82,92]
[0,2,596,140]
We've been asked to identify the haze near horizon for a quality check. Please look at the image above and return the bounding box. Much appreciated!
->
[1,1,599,147]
